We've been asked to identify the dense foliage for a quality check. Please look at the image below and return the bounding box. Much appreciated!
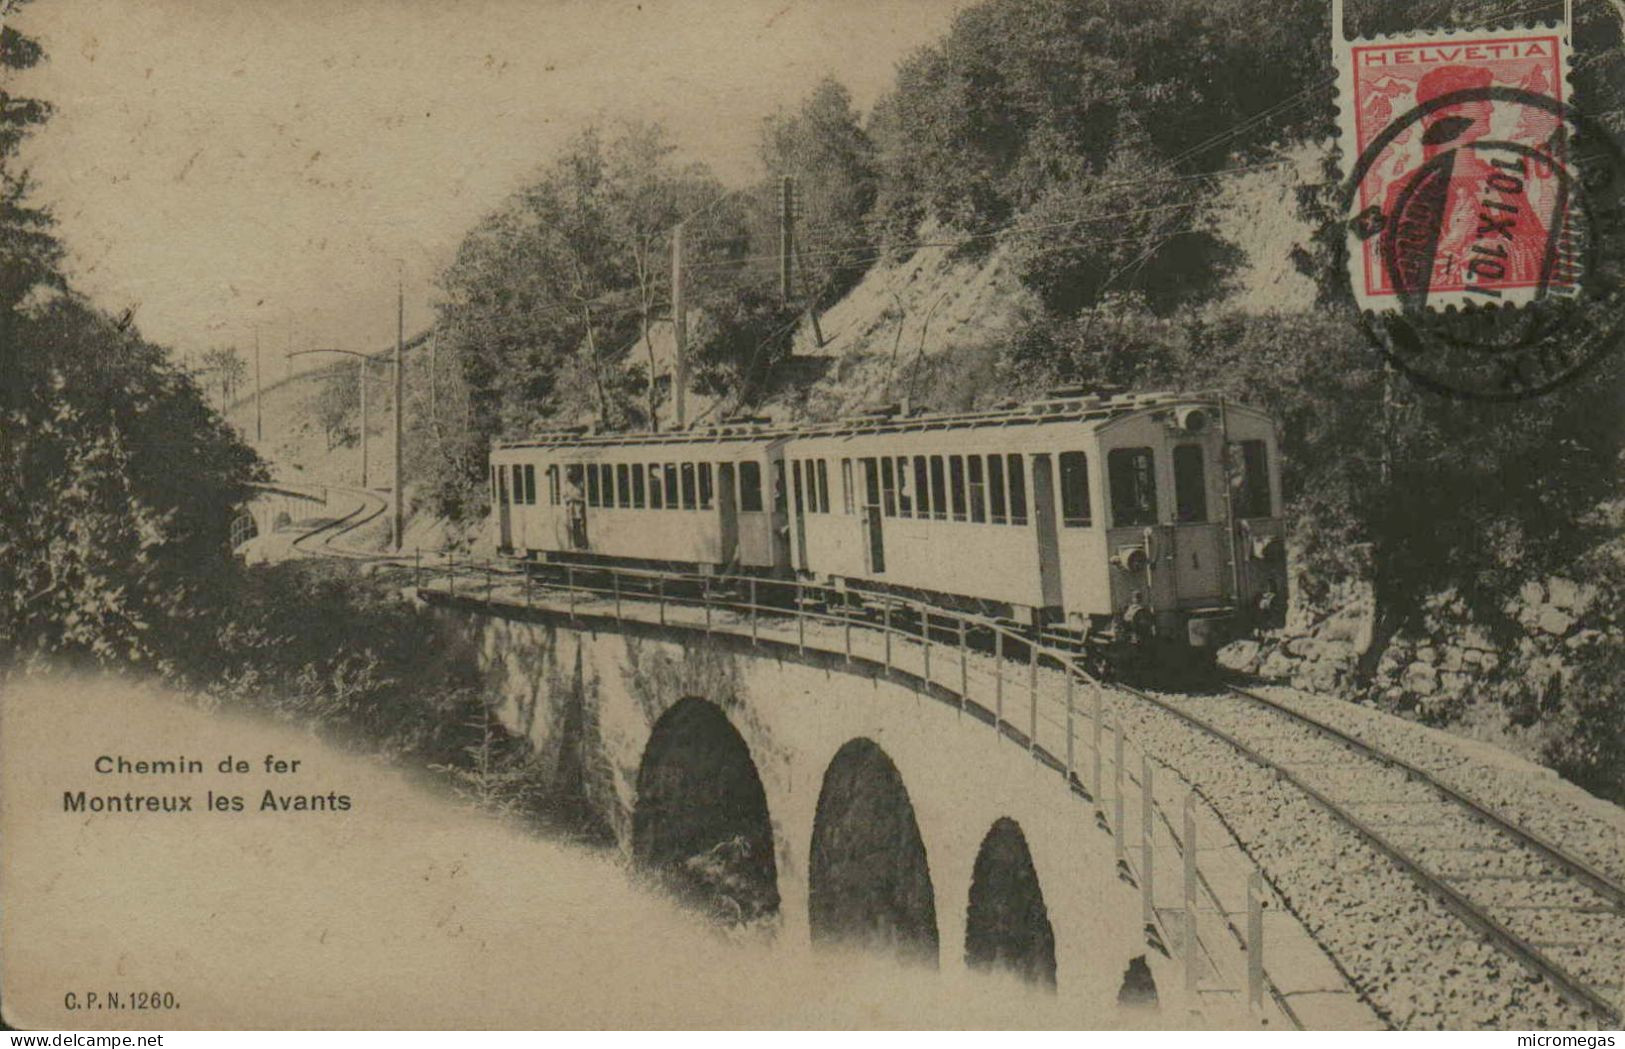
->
[0,7,263,670]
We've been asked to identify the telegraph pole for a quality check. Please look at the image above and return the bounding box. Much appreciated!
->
[780,175,795,305]
[393,278,405,550]
[671,221,687,429]
[359,357,369,489]
[253,326,263,444]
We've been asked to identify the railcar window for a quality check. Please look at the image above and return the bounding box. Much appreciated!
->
[988,454,1007,524]
[840,459,854,515]
[792,460,806,516]
[598,465,613,508]
[649,463,664,509]
[547,465,561,506]
[816,460,830,514]
[1059,452,1091,527]
[1007,454,1027,525]
[860,458,879,511]
[680,462,697,510]
[522,465,534,505]
[895,456,912,517]
[490,465,499,504]
[1109,448,1158,527]
[497,464,508,505]
[566,465,584,503]
[881,457,897,516]
[928,456,947,521]
[509,464,521,505]
[1239,439,1272,518]
[665,464,680,509]
[912,457,930,519]
[949,456,967,521]
[614,464,629,508]
[586,464,600,507]
[699,463,714,510]
[968,456,987,523]
[631,464,645,508]
[1173,445,1207,523]
[773,462,788,513]
[739,461,764,512]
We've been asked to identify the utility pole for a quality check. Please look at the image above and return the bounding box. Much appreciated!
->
[359,356,369,489]
[393,278,404,550]
[253,326,263,444]
[671,221,687,429]
[780,174,795,305]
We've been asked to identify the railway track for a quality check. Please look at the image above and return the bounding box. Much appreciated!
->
[1115,678,1625,1028]
[286,483,391,558]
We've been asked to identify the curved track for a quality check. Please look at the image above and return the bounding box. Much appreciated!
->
[1116,677,1625,1027]
[285,483,391,558]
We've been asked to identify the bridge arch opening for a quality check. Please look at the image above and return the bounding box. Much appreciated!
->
[808,737,939,965]
[632,697,779,926]
[964,817,1057,989]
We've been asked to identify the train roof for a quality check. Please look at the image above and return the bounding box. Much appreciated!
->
[491,388,1253,452]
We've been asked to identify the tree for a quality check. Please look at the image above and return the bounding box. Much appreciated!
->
[0,10,263,669]
[310,365,360,451]
[199,345,248,406]
[689,287,801,409]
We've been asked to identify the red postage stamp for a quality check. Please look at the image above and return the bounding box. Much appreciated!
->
[1338,27,1577,312]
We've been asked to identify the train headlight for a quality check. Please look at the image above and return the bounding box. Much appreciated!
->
[1113,546,1149,573]
[1174,406,1209,434]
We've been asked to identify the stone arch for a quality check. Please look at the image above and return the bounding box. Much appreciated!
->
[632,697,779,925]
[807,737,939,965]
[964,816,1057,989]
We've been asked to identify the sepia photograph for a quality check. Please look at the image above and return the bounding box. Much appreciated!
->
[2,0,1623,1036]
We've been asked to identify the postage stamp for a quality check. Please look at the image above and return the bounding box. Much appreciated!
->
[1337,26,1576,313]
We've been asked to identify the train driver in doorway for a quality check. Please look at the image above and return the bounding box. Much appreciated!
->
[564,464,587,550]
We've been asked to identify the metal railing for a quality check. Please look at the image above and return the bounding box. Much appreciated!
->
[410,550,1287,1024]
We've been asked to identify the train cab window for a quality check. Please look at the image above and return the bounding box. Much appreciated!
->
[988,454,1007,524]
[880,457,897,516]
[816,460,830,514]
[565,464,584,503]
[508,464,521,505]
[699,463,714,510]
[912,457,930,518]
[1238,439,1272,518]
[1007,454,1028,525]
[524,465,536,505]
[1059,452,1091,527]
[585,464,600,507]
[680,463,697,510]
[602,465,617,508]
[616,464,631,508]
[860,458,880,511]
[649,463,665,509]
[928,456,947,521]
[968,456,987,523]
[1173,445,1207,523]
[895,456,912,517]
[772,461,788,514]
[1109,448,1159,527]
[949,456,967,521]
[631,464,645,508]
[792,460,806,515]
[497,464,509,505]
[739,461,764,512]
[547,465,561,506]
[840,459,854,514]
[664,464,680,509]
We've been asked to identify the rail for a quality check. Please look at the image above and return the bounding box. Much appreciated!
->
[409,551,1300,1027]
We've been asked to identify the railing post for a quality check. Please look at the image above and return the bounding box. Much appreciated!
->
[1184,792,1200,993]
[1248,871,1264,1014]
[613,570,622,621]
[1065,671,1075,782]
[703,577,712,634]
[795,581,805,654]
[920,603,931,688]
[448,549,456,598]
[524,564,532,609]
[1028,641,1039,753]
[994,630,1005,732]
[658,576,666,626]
[1093,684,1103,800]
[883,599,892,670]
[1114,721,1125,862]
[485,565,492,603]
[1142,755,1155,928]
[414,546,421,588]
[567,564,575,620]
[749,578,758,646]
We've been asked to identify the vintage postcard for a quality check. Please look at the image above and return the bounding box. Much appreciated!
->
[3,0,1623,1037]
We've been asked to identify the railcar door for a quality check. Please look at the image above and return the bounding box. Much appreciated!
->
[718,462,739,569]
[494,463,512,552]
[861,456,885,574]
[1106,445,1177,612]
[1170,443,1227,605]
[791,459,809,571]
[1030,453,1065,612]
[564,464,589,551]
[770,457,792,571]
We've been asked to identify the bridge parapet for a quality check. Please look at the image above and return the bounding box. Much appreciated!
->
[408,555,1377,1029]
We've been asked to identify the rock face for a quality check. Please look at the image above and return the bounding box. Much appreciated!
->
[1217,572,1615,724]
